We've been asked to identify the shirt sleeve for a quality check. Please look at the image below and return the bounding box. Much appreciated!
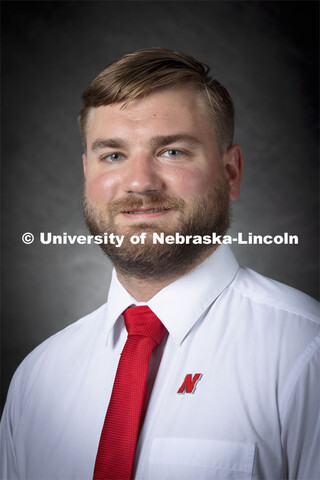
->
[281,337,320,480]
[0,376,20,480]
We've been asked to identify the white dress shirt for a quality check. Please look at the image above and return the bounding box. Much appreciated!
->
[1,245,319,480]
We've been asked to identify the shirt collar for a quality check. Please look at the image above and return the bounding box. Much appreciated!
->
[105,245,239,345]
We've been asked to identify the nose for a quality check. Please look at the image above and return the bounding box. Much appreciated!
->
[123,152,164,194]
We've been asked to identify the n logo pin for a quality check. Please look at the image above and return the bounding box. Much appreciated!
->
[177,373,203,394]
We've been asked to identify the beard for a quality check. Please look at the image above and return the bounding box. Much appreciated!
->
[83,182,230,280]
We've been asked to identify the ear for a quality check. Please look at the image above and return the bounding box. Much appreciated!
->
[222,144,243,202]
[82,153,87,177]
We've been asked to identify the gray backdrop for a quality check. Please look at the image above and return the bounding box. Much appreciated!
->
[1,1,319,409]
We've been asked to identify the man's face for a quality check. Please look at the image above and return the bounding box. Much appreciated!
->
[83,85,242,279]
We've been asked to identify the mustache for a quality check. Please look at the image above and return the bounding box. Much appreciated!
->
[108,193,185,214]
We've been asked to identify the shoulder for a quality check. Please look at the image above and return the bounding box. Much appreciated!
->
[223,266,319,370]
[35,301,108,350]
[231,266,319,325]
[224,267,320,413]
[11,302,109,388]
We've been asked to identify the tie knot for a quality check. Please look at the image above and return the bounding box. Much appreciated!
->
[123,306,167,345]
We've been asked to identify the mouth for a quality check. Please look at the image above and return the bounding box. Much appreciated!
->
[124,207,170,214]
[120,206,173,221]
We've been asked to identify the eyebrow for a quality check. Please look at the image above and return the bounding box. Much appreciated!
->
[91,138,127,151]
[149,134,202,148]
[90,134,201,152]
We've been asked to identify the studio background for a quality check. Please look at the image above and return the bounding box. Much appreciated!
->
[1,1,318,410]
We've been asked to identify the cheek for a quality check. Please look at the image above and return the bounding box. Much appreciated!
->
[85,172,120,203]
[166,167,215,197]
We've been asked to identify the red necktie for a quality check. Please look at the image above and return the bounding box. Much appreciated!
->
[93,305,167,480]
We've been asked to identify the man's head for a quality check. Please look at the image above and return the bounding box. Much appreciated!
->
[79,48,234,155]
[80,49,243,280]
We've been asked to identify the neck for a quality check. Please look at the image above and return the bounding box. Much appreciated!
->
[116,272,178,302]
[116,247,216,302]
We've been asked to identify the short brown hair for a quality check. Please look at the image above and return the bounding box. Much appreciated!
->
[79,48,234,153]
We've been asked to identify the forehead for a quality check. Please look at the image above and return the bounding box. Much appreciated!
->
[85,86,215,143]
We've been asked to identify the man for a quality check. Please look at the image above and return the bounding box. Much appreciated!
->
[1,48,319,480]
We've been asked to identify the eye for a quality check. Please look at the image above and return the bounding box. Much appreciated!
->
[162,149,182,158]
[103,153,125,162]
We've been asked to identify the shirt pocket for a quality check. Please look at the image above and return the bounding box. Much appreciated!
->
[147,438,255,479]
